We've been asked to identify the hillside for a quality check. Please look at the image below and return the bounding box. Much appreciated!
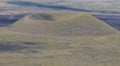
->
[6,12,119,36]
[0,12,119,66]
[0,28,120,66]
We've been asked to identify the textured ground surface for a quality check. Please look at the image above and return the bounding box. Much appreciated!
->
[0,12,119,66]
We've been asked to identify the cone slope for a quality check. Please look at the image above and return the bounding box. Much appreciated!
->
[6,12,119,36]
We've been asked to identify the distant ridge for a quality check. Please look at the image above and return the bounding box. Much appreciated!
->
[6,12,119,36]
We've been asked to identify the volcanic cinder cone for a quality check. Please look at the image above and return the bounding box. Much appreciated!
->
[6,12,119,36]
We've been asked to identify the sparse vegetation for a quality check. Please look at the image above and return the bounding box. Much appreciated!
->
[0,12,119,66]
[6,12,119,36]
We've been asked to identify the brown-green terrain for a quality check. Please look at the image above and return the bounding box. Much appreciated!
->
[0,12,120,66]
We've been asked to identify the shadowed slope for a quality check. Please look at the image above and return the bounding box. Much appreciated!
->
[6,12,119,36]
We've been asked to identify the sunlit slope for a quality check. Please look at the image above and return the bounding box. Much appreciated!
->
[7,12,119,36]
[0,32,120,66]
[0,12,120,66]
